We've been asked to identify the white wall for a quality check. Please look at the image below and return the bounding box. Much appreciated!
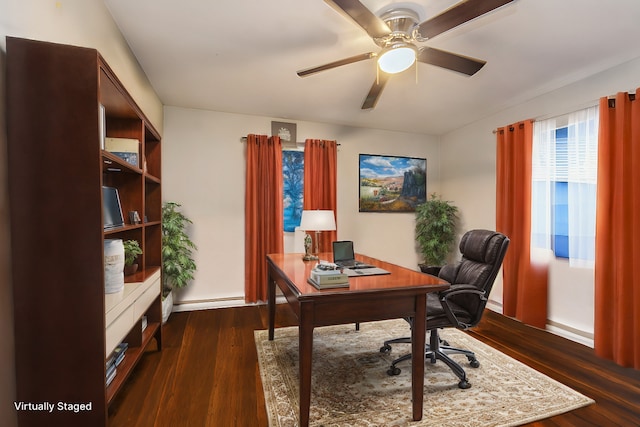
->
[162,106,440,308]
[440,56,640,345]
[0,2,163,426]
[0,0,163,131]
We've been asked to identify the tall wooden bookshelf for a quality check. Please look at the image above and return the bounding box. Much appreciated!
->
[7,37,162,426]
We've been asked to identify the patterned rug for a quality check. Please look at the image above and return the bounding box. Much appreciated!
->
[255,319,594,427]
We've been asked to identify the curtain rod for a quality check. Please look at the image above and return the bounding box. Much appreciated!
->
[492,121,531,134]
[239,136,340,145]
[491,100,601,134]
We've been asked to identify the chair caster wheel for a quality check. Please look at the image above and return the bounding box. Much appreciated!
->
[458,380,471,389]
[469,359,480,368]
[387,366,401,376]
[380,344,392,354]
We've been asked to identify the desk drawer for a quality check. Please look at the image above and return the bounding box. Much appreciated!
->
[313,297,416,327]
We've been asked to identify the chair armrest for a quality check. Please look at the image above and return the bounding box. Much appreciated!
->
[439,285,487,330]
[439,284,478,296]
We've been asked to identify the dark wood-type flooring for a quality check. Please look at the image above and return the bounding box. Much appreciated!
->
[109,305,640,426]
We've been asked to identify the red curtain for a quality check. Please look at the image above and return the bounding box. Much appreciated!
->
[303,139,338,253]
[244,134,284,303]
[594,90,640,369]
[496,120,548,329]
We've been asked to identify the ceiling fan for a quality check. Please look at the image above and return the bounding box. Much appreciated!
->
[297,0,515,109]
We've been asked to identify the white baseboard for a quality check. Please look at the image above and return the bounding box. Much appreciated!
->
[486,299,503,314]
[485,299,593,348]
[171,295,286,312]
[547,321,594,348]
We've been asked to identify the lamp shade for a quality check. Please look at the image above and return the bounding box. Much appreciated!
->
[299,210,336,231]
[378,43,416,74]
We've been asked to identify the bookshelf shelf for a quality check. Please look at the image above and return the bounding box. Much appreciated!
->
[106,320,161,404]
[103,151,144,174]
[7,37,163,427]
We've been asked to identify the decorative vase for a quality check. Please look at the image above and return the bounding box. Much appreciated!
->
[124,263,138,276]
[104,239,124,293]
[419,264,442,277]
[162,291,173,324]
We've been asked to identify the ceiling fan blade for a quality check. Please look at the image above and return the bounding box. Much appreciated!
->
[418,47,486,76]
[297,52,377,77]
[416,0,514,40]
[362,72,391,110]
[325,0,392,39]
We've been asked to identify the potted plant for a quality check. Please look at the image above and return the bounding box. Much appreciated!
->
[161,202,197,323]
[123,239,142,275]
[415,193,459,275]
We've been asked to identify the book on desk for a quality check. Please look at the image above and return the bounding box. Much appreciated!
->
[308,268,349,289]
[307,265,391,289]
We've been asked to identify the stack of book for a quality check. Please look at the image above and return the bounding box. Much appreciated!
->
[114,342,128,366]
[308,268,349,289]
[105,357,117,387]
[106,342,129,386]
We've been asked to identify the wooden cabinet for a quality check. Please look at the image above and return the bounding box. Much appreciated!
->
[7,37,162,426]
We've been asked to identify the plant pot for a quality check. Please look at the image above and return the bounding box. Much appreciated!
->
[124,263,139,276]
[419,264,442,277]
[162,291,173,324]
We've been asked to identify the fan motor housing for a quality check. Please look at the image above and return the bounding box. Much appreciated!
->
[375,8,421,46]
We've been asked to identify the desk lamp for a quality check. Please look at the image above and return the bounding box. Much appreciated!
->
[299,210,336,261]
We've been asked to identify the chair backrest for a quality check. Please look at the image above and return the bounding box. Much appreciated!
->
[438,229,510,326]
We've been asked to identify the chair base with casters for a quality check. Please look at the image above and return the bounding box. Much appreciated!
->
[380,329,478,389]
[379,229,510,390]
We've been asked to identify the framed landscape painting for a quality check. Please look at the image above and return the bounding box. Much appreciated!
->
[359,154,426,212]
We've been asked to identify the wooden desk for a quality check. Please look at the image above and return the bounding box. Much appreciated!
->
[266,252,449,426]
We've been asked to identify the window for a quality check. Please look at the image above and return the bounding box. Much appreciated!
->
[552,127,569,258]
[531,106,599,267]
[282,150,304,232]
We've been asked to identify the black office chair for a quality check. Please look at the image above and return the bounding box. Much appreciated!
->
[380,229,509,389]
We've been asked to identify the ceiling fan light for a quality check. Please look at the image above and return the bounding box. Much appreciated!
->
[378,44,416,74]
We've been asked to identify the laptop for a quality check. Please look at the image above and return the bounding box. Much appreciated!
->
[332,241,390,277]
[102,186,125,230]
[332,241,373,269]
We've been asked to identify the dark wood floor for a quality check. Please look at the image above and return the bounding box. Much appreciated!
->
[109,305,640,426]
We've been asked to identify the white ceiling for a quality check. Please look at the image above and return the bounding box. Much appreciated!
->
[104,0,640,135]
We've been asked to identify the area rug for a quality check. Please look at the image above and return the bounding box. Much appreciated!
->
[255,319,594,427]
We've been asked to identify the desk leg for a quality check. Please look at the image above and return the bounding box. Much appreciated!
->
[267,267,276,341]
[299,305,314,427]
[411,294,427,421]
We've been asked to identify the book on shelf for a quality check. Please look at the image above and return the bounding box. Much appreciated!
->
[106,365,117,386]
[106,355,117,386]
[141,315,148,332]
[114,342,128,367]
[105,356,116,385]
[106,355,115,370]
[308,269,349,289]
[105,137,139,167]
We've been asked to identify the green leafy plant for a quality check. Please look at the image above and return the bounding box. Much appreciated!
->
[415,193,459,267]
[123,239,142,266]
[162,202,197,297]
